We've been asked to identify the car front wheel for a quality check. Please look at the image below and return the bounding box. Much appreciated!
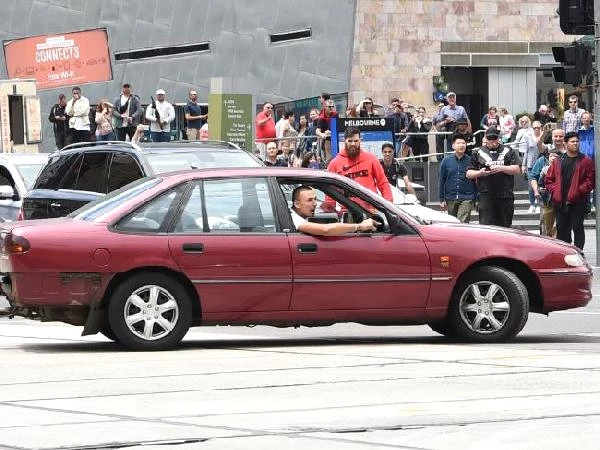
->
[108,273,192,351]
[449,266,529,342]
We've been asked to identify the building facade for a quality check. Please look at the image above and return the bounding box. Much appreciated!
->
[0,0,575,151]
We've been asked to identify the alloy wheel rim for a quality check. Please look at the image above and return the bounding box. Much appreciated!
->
[123,285,179,341]
[459,281,510,334]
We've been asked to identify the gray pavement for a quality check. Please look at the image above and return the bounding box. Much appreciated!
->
[1,230,600,449]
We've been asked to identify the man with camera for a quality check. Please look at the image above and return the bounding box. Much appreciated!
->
[466,127,521,228]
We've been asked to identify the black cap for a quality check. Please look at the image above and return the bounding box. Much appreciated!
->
[485,127,500,138]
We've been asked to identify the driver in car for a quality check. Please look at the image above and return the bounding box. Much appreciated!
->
[290,185,379,236]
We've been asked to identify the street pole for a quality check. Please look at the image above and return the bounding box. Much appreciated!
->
[595,0,600,265]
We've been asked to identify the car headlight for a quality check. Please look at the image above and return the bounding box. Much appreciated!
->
[564,253,586,267]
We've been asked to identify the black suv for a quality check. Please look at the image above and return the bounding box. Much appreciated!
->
[22,141,262,219]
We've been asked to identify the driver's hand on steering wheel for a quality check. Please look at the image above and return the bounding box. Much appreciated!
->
[358,218,380,232]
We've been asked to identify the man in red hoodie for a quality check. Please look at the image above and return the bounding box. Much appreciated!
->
[326,127,393,203]
[544,131,595,250]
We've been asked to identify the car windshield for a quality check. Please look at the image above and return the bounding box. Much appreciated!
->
[70,178,162,221]
[15,163,46,189]
[145,149,261,174]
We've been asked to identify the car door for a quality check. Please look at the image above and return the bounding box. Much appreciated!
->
[281,181,431,315]
[168,177,292,318]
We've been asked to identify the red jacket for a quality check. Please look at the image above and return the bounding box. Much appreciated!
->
[545,153,595,205]
[326,148,393,201]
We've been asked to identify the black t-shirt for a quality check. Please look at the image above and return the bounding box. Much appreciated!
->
[316,117,330,133]
[468,144,521,198]
[560,155,578,205]
[379,159,407,186]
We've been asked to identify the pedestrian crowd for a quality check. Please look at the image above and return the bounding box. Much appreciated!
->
[438,93,594,251]
[48,83,209,147]
[49,84,596,250]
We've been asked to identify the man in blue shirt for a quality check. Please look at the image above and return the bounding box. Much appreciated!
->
[439,134,476,222]
[433,92,471,161]
[184,90,207,140]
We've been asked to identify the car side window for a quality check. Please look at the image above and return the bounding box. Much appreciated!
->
[34,153,82,190]
[280,180,390,233]
[75,152,110,193]
[175,178,276,233]
[107,153,144,192]
[173,183,204,232]
[114,185,185,233]
[0,167,15,190]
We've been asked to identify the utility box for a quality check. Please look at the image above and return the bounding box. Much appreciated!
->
[0,79,41,153]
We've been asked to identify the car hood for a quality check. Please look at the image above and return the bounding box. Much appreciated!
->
[421,221,581,254]
[396,203,460,223]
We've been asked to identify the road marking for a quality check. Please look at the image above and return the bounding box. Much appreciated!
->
[553,311,600,315]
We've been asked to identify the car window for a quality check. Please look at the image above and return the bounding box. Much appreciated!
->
[144,149,261,174]
[15,163,46,190]
[0,167,15,189]
[279,180,390,232]
[71,178,161,221]
[33,153,82,190]
[175,177,275,233]
[107,153,144,192]
[115,185,185,233]
[75,152,110,193]
[172,183,204,232]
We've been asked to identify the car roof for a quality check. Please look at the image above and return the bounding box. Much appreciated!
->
[158,167,348,184]
[52,140,243,157]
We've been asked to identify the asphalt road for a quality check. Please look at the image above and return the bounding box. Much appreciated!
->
[1,231,599,450]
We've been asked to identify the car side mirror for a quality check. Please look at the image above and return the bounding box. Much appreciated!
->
[0,185,16,200]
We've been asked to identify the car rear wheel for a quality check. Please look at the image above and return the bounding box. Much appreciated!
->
[107,273,192,351]
[449,266,529,342]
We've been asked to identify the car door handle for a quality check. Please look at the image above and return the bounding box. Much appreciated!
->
[297,243,318,254]
[182,243,204,253]
[50,202,61,209]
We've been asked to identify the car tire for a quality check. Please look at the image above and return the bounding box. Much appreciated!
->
[428,321,458,338]
[99,325,119,342]
[107,273,192,351]
[449,266,529,343]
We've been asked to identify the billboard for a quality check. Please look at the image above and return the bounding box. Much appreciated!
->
[3,28,112,90]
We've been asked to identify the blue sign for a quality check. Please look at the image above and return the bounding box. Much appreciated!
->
[331,117,395,159]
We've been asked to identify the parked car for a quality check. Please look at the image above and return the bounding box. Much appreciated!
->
[0,153,48,222]
[0,168,591,351]
[21,141,262,220]
[391,186,459,223]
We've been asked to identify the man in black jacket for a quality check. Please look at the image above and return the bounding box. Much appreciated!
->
[48,94,69,149]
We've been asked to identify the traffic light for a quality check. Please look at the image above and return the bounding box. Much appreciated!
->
[552,43,592,86]
[559,0,594,35]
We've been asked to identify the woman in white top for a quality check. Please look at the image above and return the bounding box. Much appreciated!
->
[498,106,516,143]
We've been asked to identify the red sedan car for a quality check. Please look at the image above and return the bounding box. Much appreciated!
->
[0,168,592,350]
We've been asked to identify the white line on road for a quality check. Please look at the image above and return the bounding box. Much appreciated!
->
[553,311,600,315]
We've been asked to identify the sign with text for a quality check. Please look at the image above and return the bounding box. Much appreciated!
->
[3,28,112,90]
[208,93,252,150]
[331,117,395,159]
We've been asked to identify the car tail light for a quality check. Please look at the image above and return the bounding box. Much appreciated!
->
[3,233,30,254]
[17,207,24,221]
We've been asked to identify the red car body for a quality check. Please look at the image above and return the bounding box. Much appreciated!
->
[0,168,592,350]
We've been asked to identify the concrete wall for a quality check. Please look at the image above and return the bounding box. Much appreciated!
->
[350,0,575,112]
[0,0,356,151]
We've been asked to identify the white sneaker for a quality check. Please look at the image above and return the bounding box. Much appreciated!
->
[534,206,540,213]
[527,206,535,213]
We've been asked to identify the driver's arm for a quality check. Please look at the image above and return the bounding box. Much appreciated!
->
[297,218,378,236]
